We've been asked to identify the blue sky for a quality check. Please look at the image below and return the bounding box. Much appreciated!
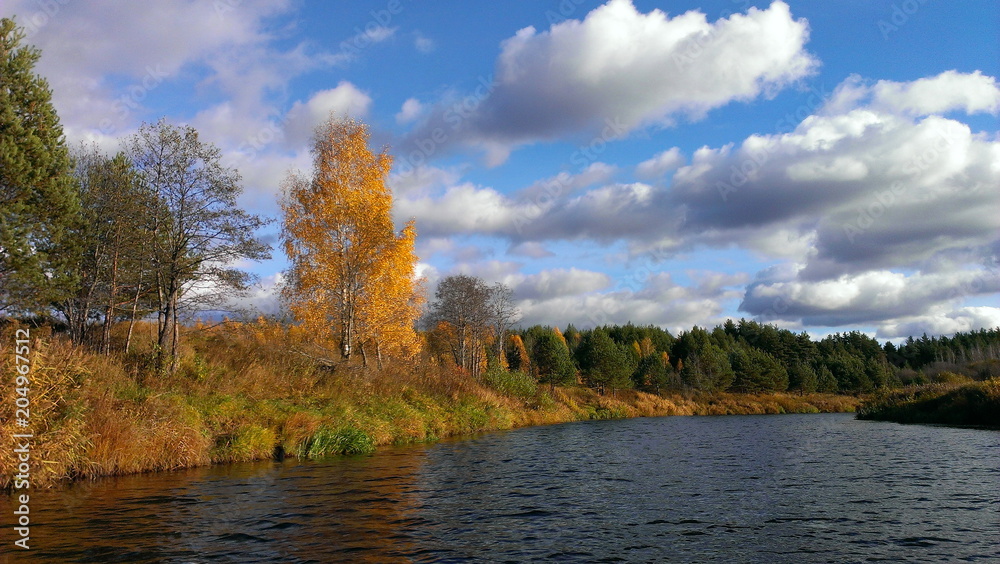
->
[8,0,999,339]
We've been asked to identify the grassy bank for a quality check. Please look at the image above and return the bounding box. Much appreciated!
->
[2,323,858,488]
[857,379,1000,428]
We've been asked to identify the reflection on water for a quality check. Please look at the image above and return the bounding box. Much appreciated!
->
[7,413,1000,562]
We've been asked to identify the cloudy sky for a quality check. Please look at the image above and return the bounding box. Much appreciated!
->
[7,0,999,339]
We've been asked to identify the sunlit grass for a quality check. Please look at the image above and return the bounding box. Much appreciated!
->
[0,321,861,488]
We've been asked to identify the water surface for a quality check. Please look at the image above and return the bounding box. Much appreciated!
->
[7,413,999,562]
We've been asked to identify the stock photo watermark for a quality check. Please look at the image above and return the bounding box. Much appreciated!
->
[877,0,934,40]
[841,128,977,244]
[584,245,673,328]
[511,116,628,234]
[394,73,496,178]
[715,84,833,203]
[98,64,170,135]
[11,328,33,550]
[18,0,70,38]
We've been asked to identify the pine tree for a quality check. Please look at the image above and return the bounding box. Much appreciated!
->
[506,334,531,373]
[0,18,79,313]
[577,328,634,395]
[532,328,576,389]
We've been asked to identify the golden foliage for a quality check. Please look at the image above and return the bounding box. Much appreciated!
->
[280,118,423,363]
[553,326,568,349]
[639,337,656,358]
[507,334,531,373]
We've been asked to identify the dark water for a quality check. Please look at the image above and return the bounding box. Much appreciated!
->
[4,413,999,563]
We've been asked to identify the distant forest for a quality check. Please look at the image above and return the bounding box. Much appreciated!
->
[493,320,1000,396]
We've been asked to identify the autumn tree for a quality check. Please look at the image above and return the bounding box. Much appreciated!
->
[129,119,270,372]
[429,274,490,375]
[506,334,531,373]
[429,274,518,377]
[281,117,422,366]
[0,18,79,313]
[487,281,520,362]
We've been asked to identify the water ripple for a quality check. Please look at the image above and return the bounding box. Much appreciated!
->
[12,413,1000,562]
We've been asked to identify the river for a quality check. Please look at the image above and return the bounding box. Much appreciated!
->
[6,413,999,562]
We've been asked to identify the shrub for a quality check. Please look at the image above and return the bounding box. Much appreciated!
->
[483,367,537,398]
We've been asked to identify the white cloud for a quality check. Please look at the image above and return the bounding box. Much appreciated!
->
[395,98,425,124]
[669,90,999,276]
[225,273,285,317]
[870,70,1000,116]
[513,162,617,205]
[396,183,521,237]
[7,0,342,141]
[877,307,1000,339]
[824,71,1000,118]
[414,32,435,54]
[740,268,1000,328]
[508,242,555,259]
[636,147,684,179]
[403,0,816,163]
[398,72,998,279]
[283,82,373,147]
[516,270,741,331]
[514,268,612,300]
[356,25,396,44]
[389,164,463,198]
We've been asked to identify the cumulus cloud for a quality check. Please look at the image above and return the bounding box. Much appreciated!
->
[877,307,1000,340]
[400,69,999,334]
[426,260,742,331]
[669,93,999,278]
[282,82,373,147]
[388,164,463,197]
[739,268,1000,328]
[636,147,684,179]
[395,183,521,238]
[516,271,744,331]
[870,70,1000,116]
[6,0,346,141]
[514,268,612,301]
[395,163,636,241]
[398,72,998,273]
[395,97,425,124]
[403,0,816,163]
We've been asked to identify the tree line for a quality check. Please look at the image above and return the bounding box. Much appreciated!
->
[423,287,1000,396]
[2,19,269,373]
[4,16,998,393]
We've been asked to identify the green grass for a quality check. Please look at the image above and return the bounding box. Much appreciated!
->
[300,426,376,457]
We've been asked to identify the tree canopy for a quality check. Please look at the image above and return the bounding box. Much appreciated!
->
[0,17,78,313]
[281,117,422,366]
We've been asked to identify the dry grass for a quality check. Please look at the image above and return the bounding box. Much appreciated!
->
[858,379,1000,427]
[689,392,859,416]
[1,320,859,488]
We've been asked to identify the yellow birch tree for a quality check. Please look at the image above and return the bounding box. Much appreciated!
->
[280,117,422,366]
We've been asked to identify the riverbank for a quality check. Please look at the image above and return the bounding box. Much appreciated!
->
[2,324,858,488]
[857,380,1000,428]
